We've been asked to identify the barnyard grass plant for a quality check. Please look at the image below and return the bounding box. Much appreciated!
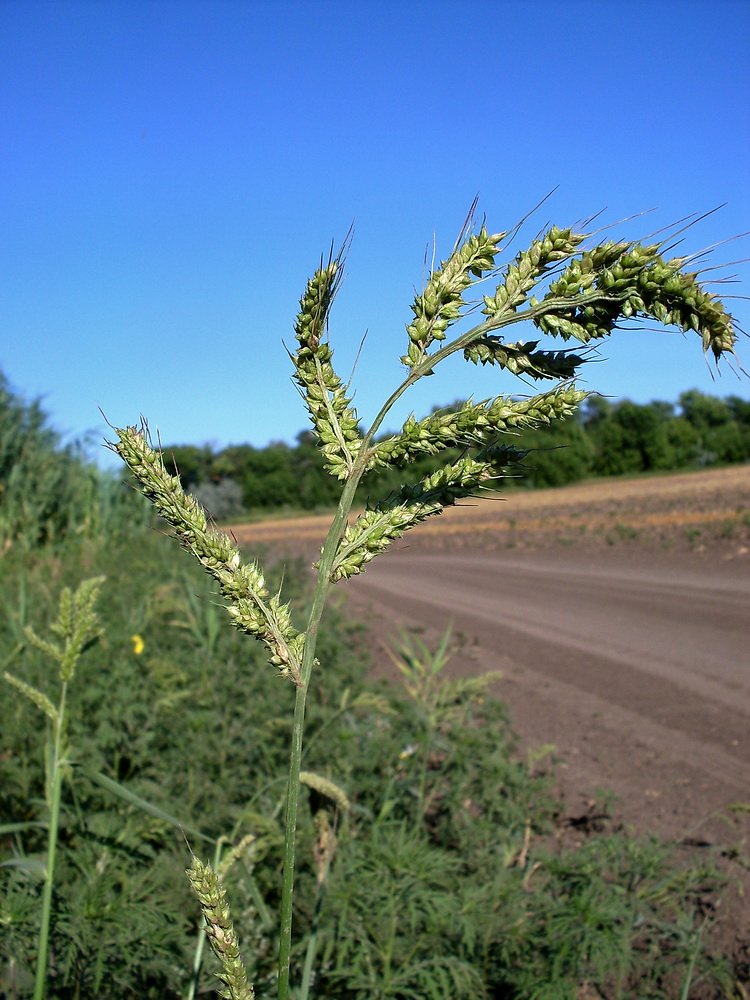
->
[3,577,105,1000]
[111,204,741,999]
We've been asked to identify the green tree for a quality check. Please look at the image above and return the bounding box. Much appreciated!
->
[724,395,750,459]
[663,415,702,467]
[590,400,674,475]
[679,389,732,431]
[163,444,215,488]
[678,390,748,465]
[234,442,297,509]
[726,394,750,429]
[518,419,593,486]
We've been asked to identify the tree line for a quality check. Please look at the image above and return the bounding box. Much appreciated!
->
[162,389,750,520]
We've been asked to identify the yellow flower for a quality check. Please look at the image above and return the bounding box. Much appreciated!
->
[131,634,145,656]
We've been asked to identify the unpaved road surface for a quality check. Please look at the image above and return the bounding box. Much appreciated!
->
[342,546,750,842]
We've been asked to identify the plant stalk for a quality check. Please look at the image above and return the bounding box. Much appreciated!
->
[276,367,421,999]
[33,681,67,1000]
[276,473,361,1000]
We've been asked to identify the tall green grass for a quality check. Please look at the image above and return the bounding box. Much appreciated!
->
[0,372,150,552]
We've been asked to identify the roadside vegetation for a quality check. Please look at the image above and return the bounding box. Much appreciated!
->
[2,206,749,998]
[0,374,147,551]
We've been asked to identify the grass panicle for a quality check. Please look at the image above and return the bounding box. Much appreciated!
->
[3,578,105,1000]
[102,204,741,999]
[110,423,304,682]
[187,854,255,1000]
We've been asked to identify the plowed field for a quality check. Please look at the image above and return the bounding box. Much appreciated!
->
[229,464,750,561]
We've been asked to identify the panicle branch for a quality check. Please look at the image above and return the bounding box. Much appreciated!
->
[480,225,589,322]
[110,424,304,683]
[2,671,58,723]
[369,385,587,470]
[329,456,498,582]
[532,241,738,358]
[402,226,505,369]
[187,855,255,1000]
[463,338,586,380]
[293,254,362,480]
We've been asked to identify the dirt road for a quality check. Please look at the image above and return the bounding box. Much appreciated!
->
[342,546,750,842]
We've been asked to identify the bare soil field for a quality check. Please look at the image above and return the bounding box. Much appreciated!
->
[229,466,750,956]
[229,464,750,563]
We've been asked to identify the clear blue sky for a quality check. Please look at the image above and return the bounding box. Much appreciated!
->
[2,0,749,467]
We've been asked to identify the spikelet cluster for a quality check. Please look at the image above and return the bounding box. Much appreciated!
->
[22,576,105,682]
[370,385,586,470]
[402,227,504,368]
[330,457,494,581]
[187,855,254,1000]
[464,337,585,380]
[312,810,336,886]
[5,576,104,728]
[3,671,58,724]
[293,260,361,479]
[536,242,738,359]
[299,770,351,811]
[481,226,587,321]
[112,425,303,682]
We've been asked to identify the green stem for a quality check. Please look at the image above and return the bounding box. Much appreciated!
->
[298,878,327,1000]
[33,681,67,1000]
[416,725,435,821]
[276,364,423,1000]
[276,474,362,1000]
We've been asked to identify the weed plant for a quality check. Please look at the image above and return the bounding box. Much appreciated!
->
[2,204,746,998]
